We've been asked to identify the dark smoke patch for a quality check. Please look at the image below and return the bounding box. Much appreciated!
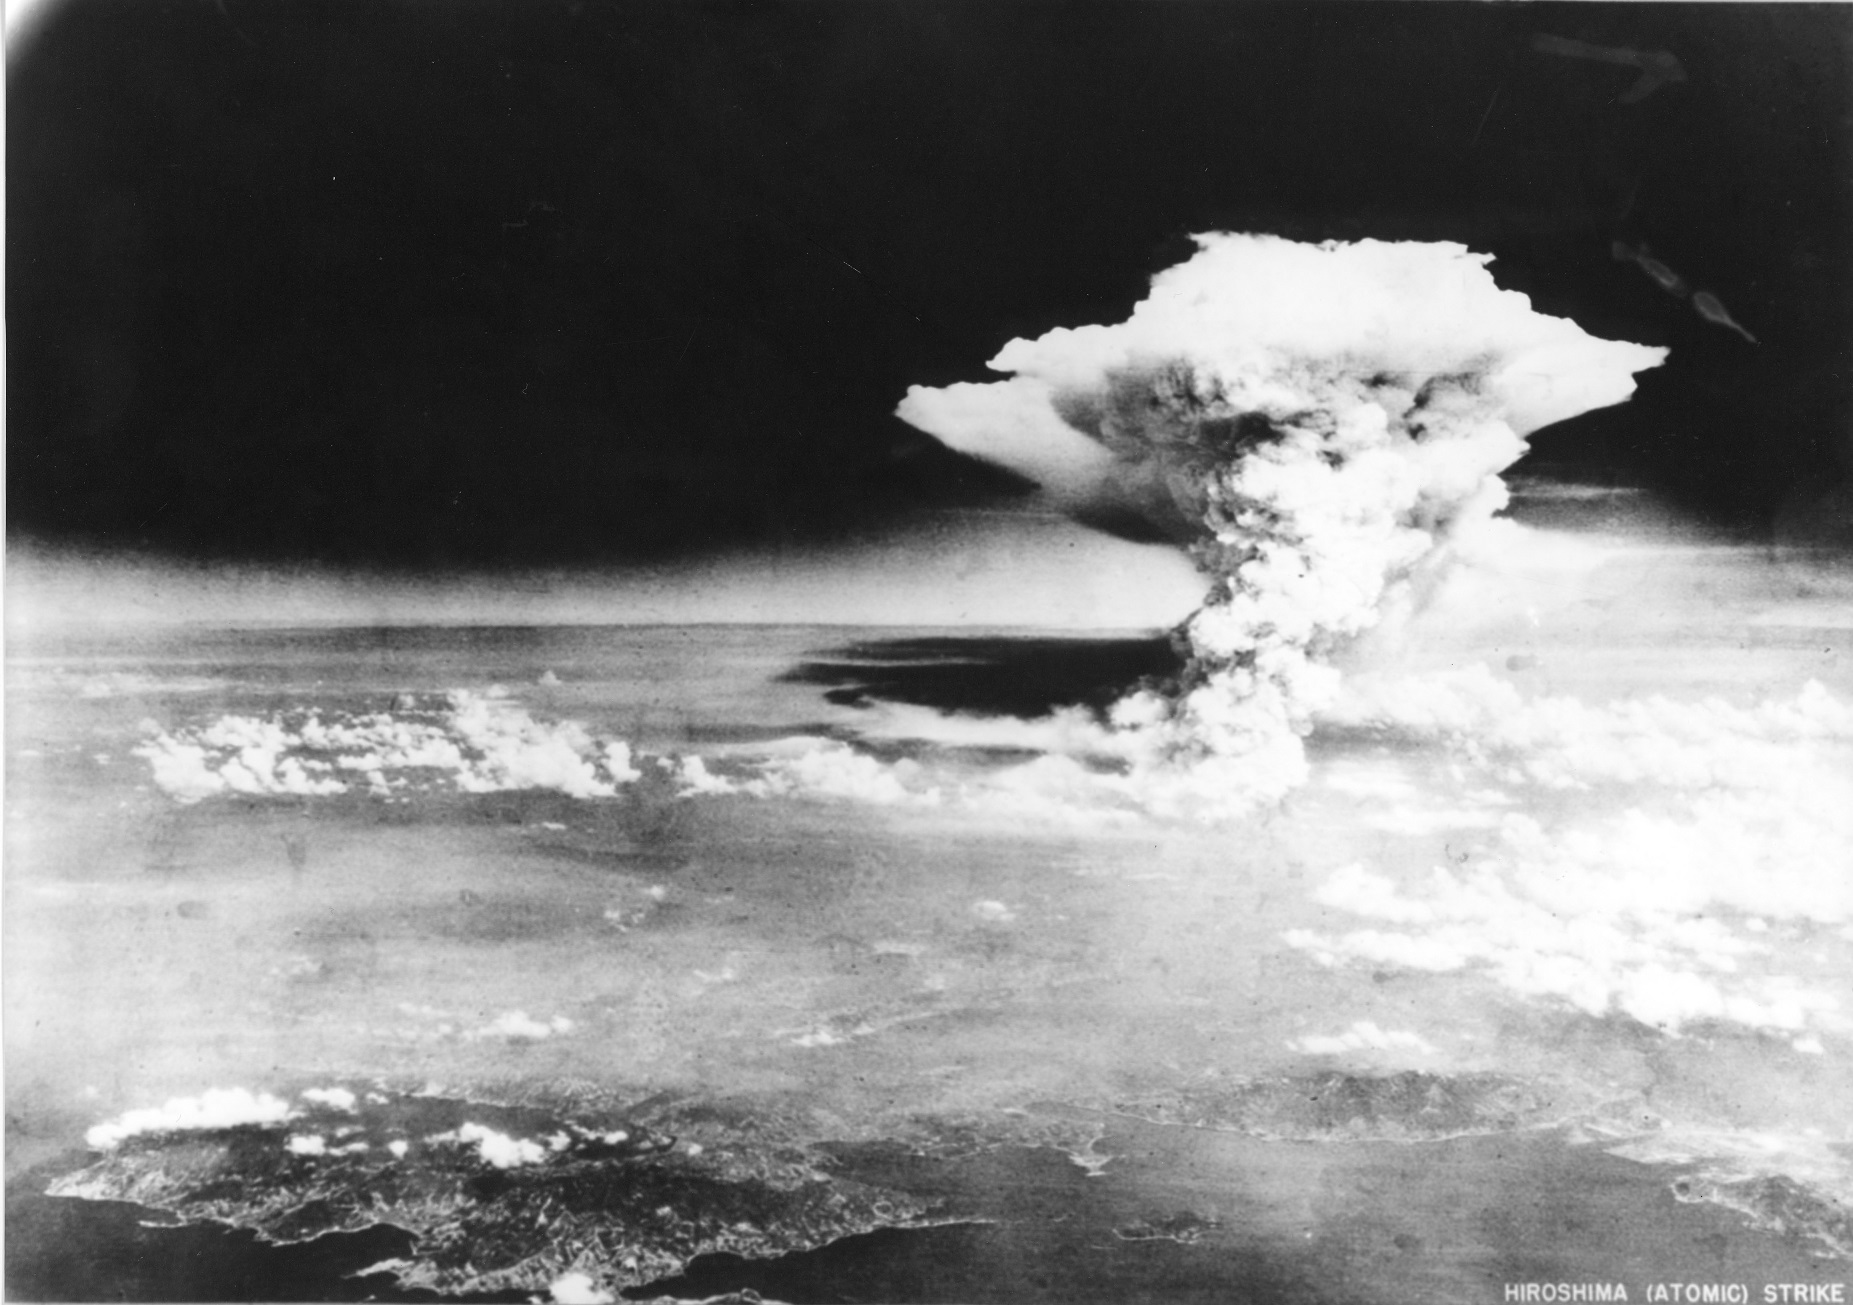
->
[781,634,1185,719]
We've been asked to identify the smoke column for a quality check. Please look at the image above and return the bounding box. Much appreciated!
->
[899,234,1666,816]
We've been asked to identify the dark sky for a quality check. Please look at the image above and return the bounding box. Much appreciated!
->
[9,0,1851,568]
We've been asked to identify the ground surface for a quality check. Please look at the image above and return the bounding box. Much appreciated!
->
[7,527,1852,1301]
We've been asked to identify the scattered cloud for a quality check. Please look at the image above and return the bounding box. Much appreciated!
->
[1289,1021,1437,1056]
[549,1271,616,1305]
[1326,668,1851,793]
[85,1088,296,1150]
[135,690,645,803]
[433,1122,551,1169]
[1286,805,1846,1038]
[466,1011,575,1042]
[300,1086,358,1113]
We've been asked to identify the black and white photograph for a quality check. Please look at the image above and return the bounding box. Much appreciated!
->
[5,1,1852,1300]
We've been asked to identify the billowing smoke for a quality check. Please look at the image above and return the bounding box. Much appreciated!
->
[899,235,1666,806]
[128,239,1672,825]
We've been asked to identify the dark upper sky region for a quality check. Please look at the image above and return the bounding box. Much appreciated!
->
[8,1,1851,568]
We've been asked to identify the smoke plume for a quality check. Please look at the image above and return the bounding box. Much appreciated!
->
[899,235,1666,810]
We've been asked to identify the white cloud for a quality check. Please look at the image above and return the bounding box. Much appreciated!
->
[1288,804,1847,1037]
[445,693,621,798]
[1286,659,1853,1039]
[1326,669,1853,794]
[789,1027,848,1048]
[602,741,641,784]
[466,1011,574,1041]
[1289,1021,1437,1056]
[136,691,647,803]
[85,1088,296,1150]
[549,1271,615,1305]
[133,736,239,803]
[300,1086,358,1112]
[1604,1122,1853,1221]
[744,737,940,807]
[672,754,736,796]
[437,1122,550,1169]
